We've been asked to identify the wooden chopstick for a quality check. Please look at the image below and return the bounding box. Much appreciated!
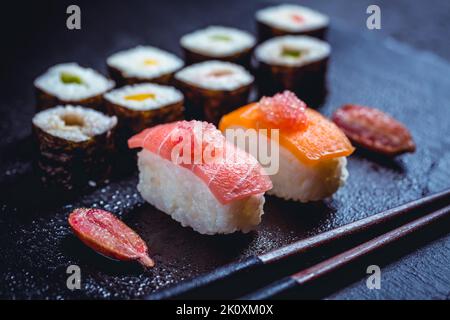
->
[241,204,450,300]
[146,189,450,300]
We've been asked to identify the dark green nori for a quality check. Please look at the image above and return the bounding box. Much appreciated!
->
[182,47,253,69]
[255,57,328,107]
[174,78,252,125]
[35,87,106,112]
[104,98,184,147]
[107,65,177,87]
[257,21,328,43]
[32,119,117,192]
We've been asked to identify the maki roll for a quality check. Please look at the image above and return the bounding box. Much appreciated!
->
[34,63,114,111]
[104,83,184,144]
[32,105,117,191]
[254,35,330,105]
[180,26,256,67]
[219,91,354,202]
[256,4,329,42]
[174,61,254,124]
[107,46,184,86]
[128,120,272,235]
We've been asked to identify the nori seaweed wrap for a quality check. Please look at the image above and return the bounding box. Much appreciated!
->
[32,105,117,191]
[106,46,184,87]
[254,35,330,106]
[255,4,329,42]
[34,63,114,111]
[174,61,254,124]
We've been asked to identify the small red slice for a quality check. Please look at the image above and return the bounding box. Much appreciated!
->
[291,14,305,24]
[68,208,154,268]
[332,104,416,156]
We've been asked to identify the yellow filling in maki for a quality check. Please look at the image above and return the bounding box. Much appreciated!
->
[124,93,156,101]
[143,58,159,66]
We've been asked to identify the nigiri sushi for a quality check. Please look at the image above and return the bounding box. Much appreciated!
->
[219,91,354,202]
[128,120,272,235]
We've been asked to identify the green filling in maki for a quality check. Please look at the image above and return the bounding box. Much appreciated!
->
[60,72,84,85]
[281,47,306,59]
[210,34,232,41]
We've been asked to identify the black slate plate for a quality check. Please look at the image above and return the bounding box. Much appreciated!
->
[1,0,450,299]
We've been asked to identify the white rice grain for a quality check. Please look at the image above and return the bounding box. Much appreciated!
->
[175,60,254,91]
[107,46,184,79]
[256,4,329,32]
[32,105,117,142]
[255,35,330,67]
[34,63,114,101]
[104,83,183,111]
[180,26,255,57]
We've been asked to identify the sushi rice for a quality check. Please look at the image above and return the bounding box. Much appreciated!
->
[174,60,254,91]
[137,149,266,235]
[270,146,348,202]
[256,4,329,33]
[34,63,114,102]
[32,105,117,142]
[107,46,184,80]
[180,26,255,57]
[104,83,183,111]
[255,35,330,67]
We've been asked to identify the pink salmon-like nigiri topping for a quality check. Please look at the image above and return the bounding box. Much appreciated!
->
[128,120,272,204]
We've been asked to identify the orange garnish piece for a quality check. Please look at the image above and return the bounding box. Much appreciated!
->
[219,93,354,164]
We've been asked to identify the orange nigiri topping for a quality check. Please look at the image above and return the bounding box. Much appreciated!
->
[219,92,354,165]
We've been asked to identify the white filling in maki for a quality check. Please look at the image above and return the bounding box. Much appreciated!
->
[180,26,255,57]
[255,35,330,67]
[32,105,117,142]
[175,60,254,91]
[104,83,183,111]
[107,46,184,79]
[34,63,115,101]
[256,4,329,32]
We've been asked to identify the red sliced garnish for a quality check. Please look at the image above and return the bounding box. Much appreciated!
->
[291,14,304,23]
[332,104,416,156]
[68,208,154,268]
[258,90,308,131]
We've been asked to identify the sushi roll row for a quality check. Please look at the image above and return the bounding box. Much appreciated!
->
[33,3,331,124]
[32,58,185,189]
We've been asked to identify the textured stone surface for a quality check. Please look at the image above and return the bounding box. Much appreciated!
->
[0,0,449,299]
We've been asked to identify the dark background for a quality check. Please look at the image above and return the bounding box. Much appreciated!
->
[0,0,449,300]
